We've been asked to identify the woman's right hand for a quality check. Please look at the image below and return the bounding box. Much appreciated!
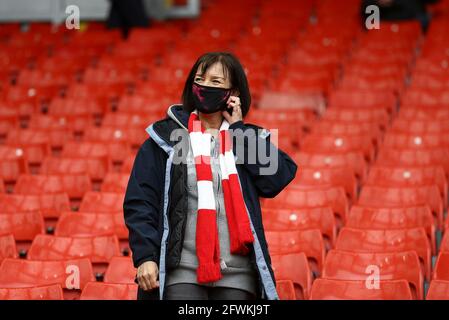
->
[137,261,159,291]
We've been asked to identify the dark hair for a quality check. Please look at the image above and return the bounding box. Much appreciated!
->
[181,52,251,117]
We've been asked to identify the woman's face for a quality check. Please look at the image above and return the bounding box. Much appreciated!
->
[194,62,232,90]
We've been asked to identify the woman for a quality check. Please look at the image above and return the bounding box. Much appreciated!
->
[124,52,297,300]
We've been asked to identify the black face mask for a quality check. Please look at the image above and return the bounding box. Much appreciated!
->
[192,82,232,114]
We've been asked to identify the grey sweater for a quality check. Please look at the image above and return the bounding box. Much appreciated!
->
[165,135,258,294]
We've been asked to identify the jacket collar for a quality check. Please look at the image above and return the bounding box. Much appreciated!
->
[147,104,190,149]
[167,104,189,131]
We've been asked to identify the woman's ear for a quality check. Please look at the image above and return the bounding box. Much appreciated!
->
[231,89,240,96]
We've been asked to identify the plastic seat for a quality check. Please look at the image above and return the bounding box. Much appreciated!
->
[0,234,17,263]
[383,132,449,149]
[347,205,436,254]
[0,258,94,290]
[321,108,390,130]
[14,174,92,199]
[6,128,74,150]
[263,186,348,226]
[398,107,449,121]
[323,250,423,299]
[104,256,136,284]
[311,121,383,144]
[358,185,443,229]
[82,127,147,149]
[80,282,137,300]
[55,212,128,239]
[440,232,449,252]
[28,114,94,134]
[61,141,132,164]
[291,166,357,201]
[3,142,50,165]
[121,154,136,174]
[0,193,70,219]
[28,234,121,264]
[310,279,412,300]
[262,206,337,248]
[391,119,449,134]
[433,252,449,281]
[335,227,431,281]
[365,166,447,202]
[265,229,325,276]
[293,151,367,182]
[79,192,125,213]
[300,134,375,162]
[0,212,44,241]
[327,90,397,114]
[271,252,312,300]
[0,145,28,182]
[41,157,111,182]
[0,284,64,300]
[100,173,130,193]
[376,148,449,175]
[426,280,449,300]
[276,280,296,300]
[48,97,103,117]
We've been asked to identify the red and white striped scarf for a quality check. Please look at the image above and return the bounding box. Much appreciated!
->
[188,110,254,283]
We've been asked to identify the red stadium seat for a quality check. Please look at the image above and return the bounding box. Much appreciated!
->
[263,186,348,226]
[358,185,443,229]
[14,174,92,199]
[28,114,94,134]
[61,141,132,164]
[55,212,128,239]
[335,227,431,281]
[80,282,137,300]
[300,134,375,162]
[0,145,28,183]
[79,192,125,213]
[100,173,129,193]
[291,166,357,201]
[0,234,17,263]
[276,280,296,300]
[0,258,94,290]
[121,154,136,174]
[262,207,337,248]
[271,252,312,300]
[321,108,390,130]
[104,256,136,284]
[383,132,449,149]
[0,193,70,219]
[365,166,447,202]
[310,279,413,300]
[6,128,74,150]
[0,212,44,241]
[327,90,397,114]
[426,280,449,300]
[28,234,121,263]
[41,157,111,182]
[0,284,64,300]
[311,120,383,145]
[265,229,325,276]
[347,205,436,254]
[391,119,449,134]
[323,250,423,299]
[83,127,147,148]
[293,152,367,182]
[433,252,449,281]
[376,148,449,176]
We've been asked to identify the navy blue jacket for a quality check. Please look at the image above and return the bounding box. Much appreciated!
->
[123,105,298,299]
